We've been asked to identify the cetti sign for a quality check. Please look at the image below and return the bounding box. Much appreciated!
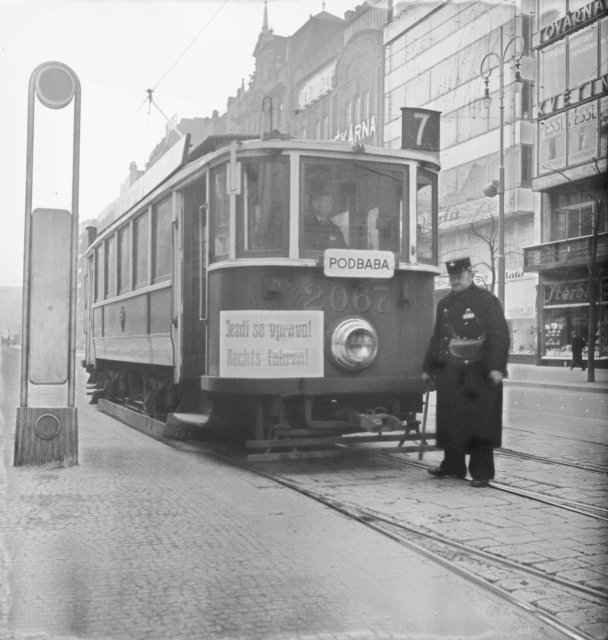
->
[324,249,395,278]
[535,73,607,118]
[335,116,376,144]
[534,0,607,48]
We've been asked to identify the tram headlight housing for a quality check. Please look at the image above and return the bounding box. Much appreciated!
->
[330,318,378,370]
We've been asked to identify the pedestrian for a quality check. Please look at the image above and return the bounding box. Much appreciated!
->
[422,257,510,487]
[570,332,586,371]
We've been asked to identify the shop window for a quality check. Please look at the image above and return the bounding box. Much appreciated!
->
[152,197,173,283]
[133,211,149,288]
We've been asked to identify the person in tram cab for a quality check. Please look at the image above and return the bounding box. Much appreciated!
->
[422,257,510,488]
[304,186,347,250]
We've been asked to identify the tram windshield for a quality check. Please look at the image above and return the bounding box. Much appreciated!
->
[300,158,407,254]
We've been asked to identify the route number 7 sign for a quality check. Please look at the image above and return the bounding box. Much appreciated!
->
[401,107,441,152]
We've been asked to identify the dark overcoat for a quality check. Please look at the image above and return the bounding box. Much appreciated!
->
[423,284,510,450]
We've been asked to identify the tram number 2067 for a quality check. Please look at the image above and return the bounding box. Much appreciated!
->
[303,283,390,313]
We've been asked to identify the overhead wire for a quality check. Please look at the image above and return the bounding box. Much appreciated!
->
[85,0,230,193]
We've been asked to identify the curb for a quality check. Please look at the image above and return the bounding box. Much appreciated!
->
[504,380,608,394]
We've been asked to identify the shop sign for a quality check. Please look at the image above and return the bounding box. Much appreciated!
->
[535,73,607,119]
[568,101,599,164]
[335,115,376,144]
[535,0,607,47]
[438,196,497,230]
[539,112,567,172]
[543,278,608,306]
[297,61,336,110]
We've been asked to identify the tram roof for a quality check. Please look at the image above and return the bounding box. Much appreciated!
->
[92,132,440,239]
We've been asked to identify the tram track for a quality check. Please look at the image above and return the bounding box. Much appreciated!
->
[237,459,606,640]
[377,453,608,522]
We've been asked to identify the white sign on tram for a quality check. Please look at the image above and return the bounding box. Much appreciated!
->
[323,249,395,279]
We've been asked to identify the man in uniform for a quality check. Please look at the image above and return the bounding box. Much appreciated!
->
[422,257,510,487]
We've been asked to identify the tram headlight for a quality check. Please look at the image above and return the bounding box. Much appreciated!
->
[330,318,378,370]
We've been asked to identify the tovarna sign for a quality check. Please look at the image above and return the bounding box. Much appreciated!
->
[534,0,607,48]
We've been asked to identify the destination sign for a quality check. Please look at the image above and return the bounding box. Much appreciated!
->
[323,249,395,278]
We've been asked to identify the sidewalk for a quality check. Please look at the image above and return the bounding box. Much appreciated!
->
[506,362,608,394]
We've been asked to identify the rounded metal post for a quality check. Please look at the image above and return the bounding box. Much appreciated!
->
[498,26,505,309]
[68,77,81,408]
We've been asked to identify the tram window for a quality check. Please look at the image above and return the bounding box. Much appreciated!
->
[416,169,437,264]
[117,225,131,294]
[300,159,406,254]
[211,166,230,260]
[241,158,289,255]
[152,197,172,282]
[105,235,117,298]
[133,211,149,288]
[94,245,103,302]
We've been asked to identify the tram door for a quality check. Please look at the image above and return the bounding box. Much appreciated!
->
[178,179,207,382]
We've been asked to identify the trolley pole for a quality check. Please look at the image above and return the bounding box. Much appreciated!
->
[14,61,81,467]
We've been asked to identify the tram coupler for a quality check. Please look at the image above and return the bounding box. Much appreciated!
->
[350,410,402,434]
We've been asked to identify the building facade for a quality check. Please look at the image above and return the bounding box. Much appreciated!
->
[384,0,539,359]
[524,0,607,365]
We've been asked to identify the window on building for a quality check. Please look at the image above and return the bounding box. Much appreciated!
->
[346,101,352,127]
[241,157,289,255]
[569,24,597,89]
[133,211,149,288]
[152,197,173,282]
[552,192,599,241]
[403,72,430,109]
[363,91,370,120]
[118,225,131,294]
[104,235,116,298]
[601,19,608,76]
[540,41,566,100]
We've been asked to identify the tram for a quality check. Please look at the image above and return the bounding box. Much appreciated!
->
[83,109,441,447]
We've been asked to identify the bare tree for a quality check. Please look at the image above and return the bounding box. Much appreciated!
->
[468,214,498,294]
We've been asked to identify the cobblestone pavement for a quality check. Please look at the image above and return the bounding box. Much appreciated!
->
[254,384,608,640]
[0,346,572,640]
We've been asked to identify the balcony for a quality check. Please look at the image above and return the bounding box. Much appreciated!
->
[524,232,608,272]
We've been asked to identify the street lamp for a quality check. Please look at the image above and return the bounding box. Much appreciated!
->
[480,25,524,308]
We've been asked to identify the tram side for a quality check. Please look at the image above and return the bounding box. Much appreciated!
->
[83,131,441,444]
